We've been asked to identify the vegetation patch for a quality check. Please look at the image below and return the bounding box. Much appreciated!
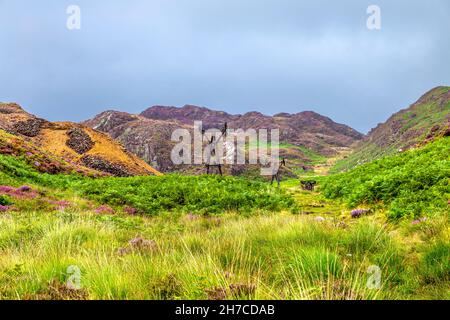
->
[0,153,295,215]
[76,174,297,215]
[321,137,450,219]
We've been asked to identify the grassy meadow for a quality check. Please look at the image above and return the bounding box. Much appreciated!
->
[0,138,448,300]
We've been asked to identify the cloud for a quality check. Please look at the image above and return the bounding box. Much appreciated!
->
[0,0,449,132]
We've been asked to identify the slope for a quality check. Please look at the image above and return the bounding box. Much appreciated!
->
[333,86,450,172]
[0,103,161,177]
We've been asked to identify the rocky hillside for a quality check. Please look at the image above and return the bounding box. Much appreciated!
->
[84,111,189,173]
[0,103,161,177]
[333,86,450,172]
[141,105,363,155]
[86,105,363,173]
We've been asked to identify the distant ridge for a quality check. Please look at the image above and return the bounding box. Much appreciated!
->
[333,86,450,172]
[85,104,363,173]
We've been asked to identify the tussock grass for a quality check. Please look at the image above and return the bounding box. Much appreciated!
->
[0,210,447,300]
[0,144,448,300]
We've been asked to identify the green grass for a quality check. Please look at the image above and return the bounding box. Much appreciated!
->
[333,87,450,172]
[0,140,448,300]
[0,154,296,215]
[247,141,326,166]
[76,175,296,215]
[0,195,13,206]
[321,137,450,219]
[295,145,327,164]
[0,210,448,300]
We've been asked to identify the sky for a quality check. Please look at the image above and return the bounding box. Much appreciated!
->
[0,0,449,133]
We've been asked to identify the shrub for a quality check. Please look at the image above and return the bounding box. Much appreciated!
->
[321,138,450,219]
[0,205,11,212]
[94,205,115,215]
[0,195,13,206]
[75,174,296,215]
[0,154,296,216]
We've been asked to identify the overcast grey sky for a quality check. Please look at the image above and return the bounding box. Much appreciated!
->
[0,0,449,132]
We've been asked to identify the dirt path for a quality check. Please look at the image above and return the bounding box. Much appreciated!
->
[313,147,352,176]
[281,180,345,216]
[281,147,351,216]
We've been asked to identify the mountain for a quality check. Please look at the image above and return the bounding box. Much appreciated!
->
[0,103,161,177]
[85,105,363,173]
[141,105,363,154]
[333,86,450,172]
[84,110,189,173]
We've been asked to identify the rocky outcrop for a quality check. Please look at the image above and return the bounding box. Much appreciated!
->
[85,105,363,173]
[140,105,364,154]
[0,103,161,177]
[66,128,94,154]
[81,155,131,177]
[12,118,47,137]
[84,111,187,172]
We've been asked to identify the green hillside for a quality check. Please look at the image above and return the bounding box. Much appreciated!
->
[333,86,450,173]
[322,137,450,220]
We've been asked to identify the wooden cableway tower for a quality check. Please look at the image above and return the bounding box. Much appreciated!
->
[202,122,228,176]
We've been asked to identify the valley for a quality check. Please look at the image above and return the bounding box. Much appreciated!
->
[84,105,363,173]
[0,143,448,300]
[0,86,448,300]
